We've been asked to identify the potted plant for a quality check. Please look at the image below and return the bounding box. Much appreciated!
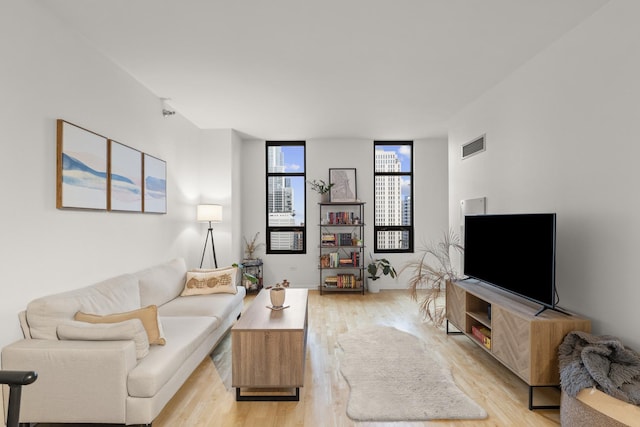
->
[400,230,463,327]
[243,232,265,260]
[265,279,290,308]
[307,179,334,202]
[366,255,397,293]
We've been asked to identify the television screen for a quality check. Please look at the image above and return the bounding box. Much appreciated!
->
[463,213,556,308]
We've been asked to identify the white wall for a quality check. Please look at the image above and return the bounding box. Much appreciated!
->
[197,130,244,268]
[0,0,210,354]
[448,0,640,350]
[241,138,449,289]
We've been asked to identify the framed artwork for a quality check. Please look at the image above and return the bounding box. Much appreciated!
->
[143,154,167,213]
[56,120,108,210]
[109,140,142,212]
[329,168,357,202]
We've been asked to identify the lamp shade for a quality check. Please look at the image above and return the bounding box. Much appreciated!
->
[197,204,222,222]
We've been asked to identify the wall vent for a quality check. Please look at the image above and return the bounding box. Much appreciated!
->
[461,135,486,159]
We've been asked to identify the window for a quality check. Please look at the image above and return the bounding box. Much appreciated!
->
[373,141,413,253]
[266,141,306,254]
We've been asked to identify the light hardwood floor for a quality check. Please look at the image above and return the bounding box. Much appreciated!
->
[152,290,561,427]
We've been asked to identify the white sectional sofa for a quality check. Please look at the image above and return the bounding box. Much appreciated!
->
[1,258,245,426]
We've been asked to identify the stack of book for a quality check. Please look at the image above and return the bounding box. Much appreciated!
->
[471,325,492,350]
[321,233,337,246]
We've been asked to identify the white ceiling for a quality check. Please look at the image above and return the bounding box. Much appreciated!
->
[38,0,608,140]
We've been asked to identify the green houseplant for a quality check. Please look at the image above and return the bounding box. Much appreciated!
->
[307,179,334,202]
[366,255,397,293]
[367,256,397,280]
[401,230,463,326]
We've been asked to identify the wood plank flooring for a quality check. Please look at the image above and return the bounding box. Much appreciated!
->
[153,290,561,427]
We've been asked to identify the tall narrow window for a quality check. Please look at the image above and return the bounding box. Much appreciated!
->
[373,141,413,253]
[266,141,306,254]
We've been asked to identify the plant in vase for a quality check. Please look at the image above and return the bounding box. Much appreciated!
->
[366,255,397,293]
[400,230,463,327]
[243,232,265,260]
[307,179,334,202]
[266,280,290,308]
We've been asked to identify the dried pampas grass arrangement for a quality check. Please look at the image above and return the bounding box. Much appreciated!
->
[401,230,463,327]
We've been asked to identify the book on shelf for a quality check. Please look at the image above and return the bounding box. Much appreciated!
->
[471,325,491,350]
[320,251,361,268]
[321,233,337,246]
[321,232,355,246]
[325,211,359,225]
[324,274,358,288]
[324,276,338,288]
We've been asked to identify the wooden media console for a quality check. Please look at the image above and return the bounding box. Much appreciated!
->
[446,280,591,410]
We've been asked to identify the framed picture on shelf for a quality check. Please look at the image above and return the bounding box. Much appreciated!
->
[329,168,357,202]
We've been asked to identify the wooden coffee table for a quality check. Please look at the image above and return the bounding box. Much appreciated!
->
[231,288,308,401]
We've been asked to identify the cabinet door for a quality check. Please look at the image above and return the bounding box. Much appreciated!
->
[491,306,531,382]
[445,281,465,330]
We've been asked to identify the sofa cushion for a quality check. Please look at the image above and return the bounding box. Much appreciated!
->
[159,287,246,319]
[181,267,238,296]
[136,258,187,308]
[75,305,166,345]
[127,316,220,397]
[57,319,149,359]
[26,274,141,340]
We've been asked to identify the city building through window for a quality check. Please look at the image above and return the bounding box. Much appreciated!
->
[373,141,413,253]
[266,141,306,254]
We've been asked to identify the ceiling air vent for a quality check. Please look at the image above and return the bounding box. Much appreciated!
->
[461,135,486,159]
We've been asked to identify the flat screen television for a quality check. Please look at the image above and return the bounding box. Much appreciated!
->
[463,213,557,312]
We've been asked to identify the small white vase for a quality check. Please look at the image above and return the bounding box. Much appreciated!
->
[270,287,286,307]
[367,278,380,293]
[321,192,330,203]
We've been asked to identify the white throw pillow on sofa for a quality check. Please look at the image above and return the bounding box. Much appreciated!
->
[57,319,149,359]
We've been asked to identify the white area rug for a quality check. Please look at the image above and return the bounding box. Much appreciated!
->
[338,325,488,421]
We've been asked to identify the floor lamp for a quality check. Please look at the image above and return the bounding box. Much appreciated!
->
[197,204,222,268]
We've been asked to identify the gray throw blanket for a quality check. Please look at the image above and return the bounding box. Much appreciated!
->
[558,331,640,405]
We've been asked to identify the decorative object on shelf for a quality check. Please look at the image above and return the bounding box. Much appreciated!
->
[269,283,286,308]
[307,179,334,202]
[401,229,463,326]
[243,232,265,259]
[197,204,222,268]
[143,153,167,214]
[329,168,357,202]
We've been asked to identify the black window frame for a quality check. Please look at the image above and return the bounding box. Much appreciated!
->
[265,141,307,254]
[373,141,414,253]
